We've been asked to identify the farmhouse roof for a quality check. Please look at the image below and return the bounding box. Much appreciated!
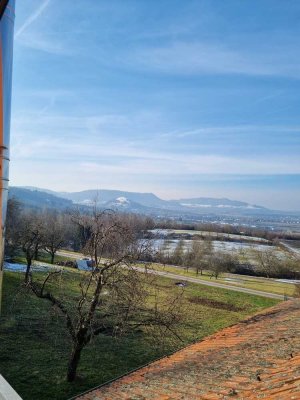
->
[75,299,300,399]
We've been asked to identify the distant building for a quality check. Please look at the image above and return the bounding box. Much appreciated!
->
[0,0,15,311]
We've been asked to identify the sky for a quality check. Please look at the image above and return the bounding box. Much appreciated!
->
[10,0,300,211]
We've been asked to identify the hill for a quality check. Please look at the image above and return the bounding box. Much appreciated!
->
[9,187,73,210]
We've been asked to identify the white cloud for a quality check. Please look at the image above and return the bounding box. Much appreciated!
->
[122,41,300,79]
[10,132,300,176]
[16,33,69,55]
[10,109,300,177]
[14,0,73,55]
[15,0,51,38]
[164,125,300,139]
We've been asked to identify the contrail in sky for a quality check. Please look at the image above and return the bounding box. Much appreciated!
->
[15,0,51,38]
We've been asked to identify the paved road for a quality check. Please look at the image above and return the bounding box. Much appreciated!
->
[134,266,287,300]
[57,251,287,300]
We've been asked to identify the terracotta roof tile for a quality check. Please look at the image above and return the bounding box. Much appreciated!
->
[76,300,300,399]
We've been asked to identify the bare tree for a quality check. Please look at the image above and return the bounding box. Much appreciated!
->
[157,239,170,265]
[208,252,237,279]
[5,197,22,257]
[172,239,185,266]
[29,208,183,382]
[188,240,213,275]
[42,211,66,264]
[252,248,280,278]
[19,211,44,283]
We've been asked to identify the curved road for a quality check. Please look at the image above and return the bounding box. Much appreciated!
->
[57,251,288,300]
[134,266,287,300]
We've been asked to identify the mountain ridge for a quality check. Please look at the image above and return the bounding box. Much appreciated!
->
[8,186,300,231]
[17,186,264,210]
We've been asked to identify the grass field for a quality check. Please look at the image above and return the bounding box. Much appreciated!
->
[0,270,279,400]
[148,263,297,297]
[12,251,75,266]
[12,248,295,297]
[53,248,296,297]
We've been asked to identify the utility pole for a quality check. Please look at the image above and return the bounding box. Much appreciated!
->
[0,0,15,313]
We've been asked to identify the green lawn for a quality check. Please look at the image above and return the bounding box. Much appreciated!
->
[148,263,296,297]
[0,270,278,400]
[12,251,75,266]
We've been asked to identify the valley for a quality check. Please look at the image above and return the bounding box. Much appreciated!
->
[9,186,300,232]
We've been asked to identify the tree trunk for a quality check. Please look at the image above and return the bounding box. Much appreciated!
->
[34,245,39,261]
[51,252,55,264]
[67,344,83,382]
[25,258,32,283]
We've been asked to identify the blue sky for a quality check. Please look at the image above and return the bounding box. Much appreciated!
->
[10,0,300,210]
